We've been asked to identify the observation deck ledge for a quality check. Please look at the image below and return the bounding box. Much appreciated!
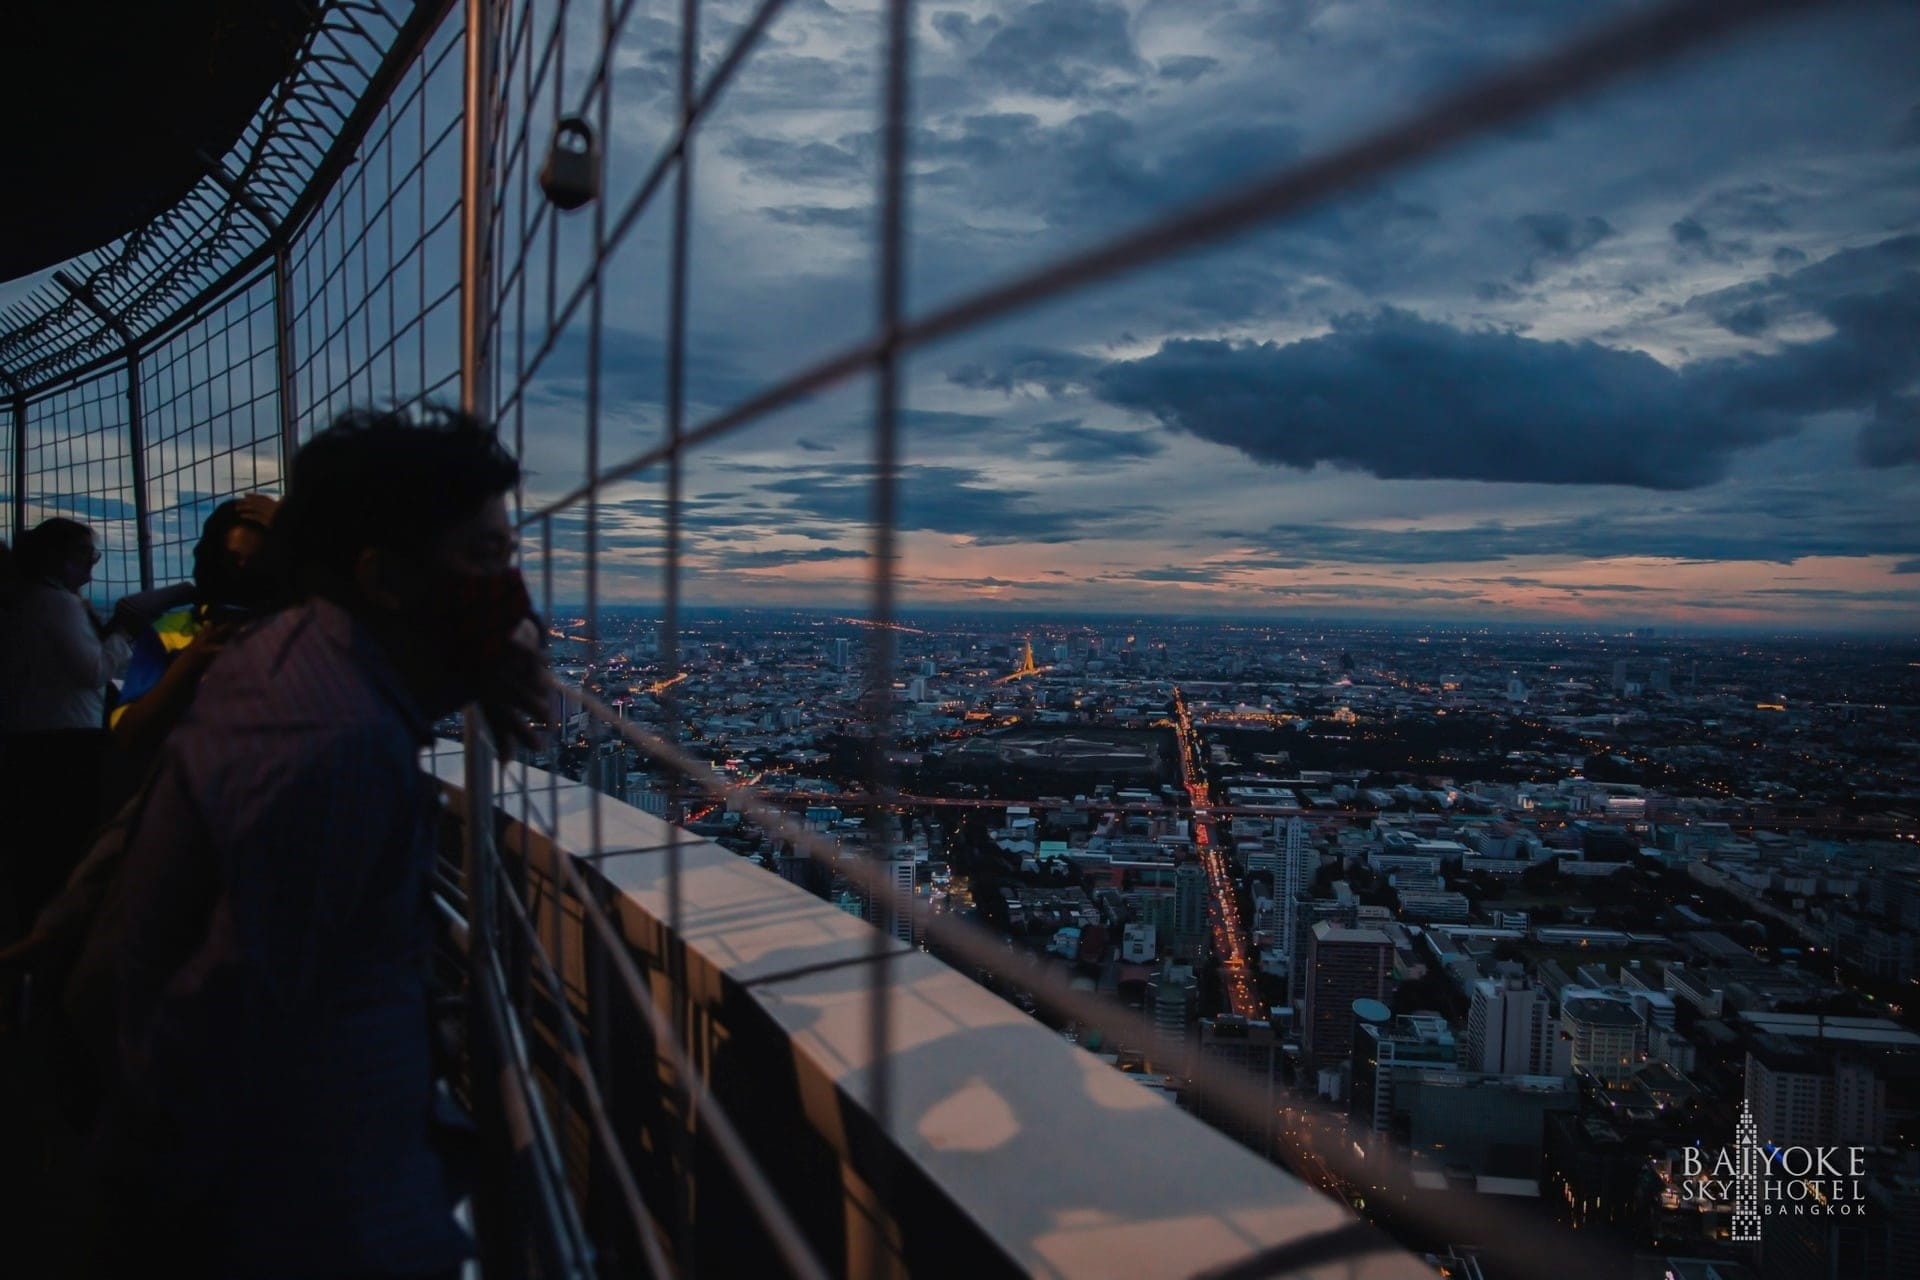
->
[423,746,1432,1280]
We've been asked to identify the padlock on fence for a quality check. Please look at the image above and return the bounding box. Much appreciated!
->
[539,116,600,212]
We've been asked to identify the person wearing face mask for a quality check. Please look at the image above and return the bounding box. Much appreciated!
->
[104,494,281,800]
[0,517,139,940]
[97,406,541,1280]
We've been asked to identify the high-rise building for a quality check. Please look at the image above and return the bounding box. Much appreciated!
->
[1560,995,1644,1085]
[1302,922,1392,1069]
[1288,898,1360,1009]
[586,742,627,800]
[1279,816,1313,960]
[624,775,671,817]
[832,636,852,670]
[1351,1005,1458,1137]
[1469,974,1567,1076]
[775,846,828,898]
[1172,861,1208,963]
[1746,1042,1888,1149]
[1191,1015,1279,1154]
[861,854,917,946]
[1149,959,1198,1078]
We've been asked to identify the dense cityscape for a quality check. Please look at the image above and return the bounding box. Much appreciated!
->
[511,610,1920,1280]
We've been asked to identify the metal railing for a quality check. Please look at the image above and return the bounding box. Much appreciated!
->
[0,0,1876,1276]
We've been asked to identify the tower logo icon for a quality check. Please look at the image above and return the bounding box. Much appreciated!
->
[1732,1099,1762,1243]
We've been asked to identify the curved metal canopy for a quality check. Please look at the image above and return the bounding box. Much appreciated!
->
[0,0,312,283]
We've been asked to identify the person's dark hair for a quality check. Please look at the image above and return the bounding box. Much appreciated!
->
[17,517,94,579]
[275,405,519,600]
[192,501,265,581]
[191,498,280,614]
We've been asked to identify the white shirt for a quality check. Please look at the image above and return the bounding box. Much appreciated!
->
[0,580,133,734]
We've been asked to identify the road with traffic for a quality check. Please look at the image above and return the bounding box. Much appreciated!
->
[1172,687,1262,1019]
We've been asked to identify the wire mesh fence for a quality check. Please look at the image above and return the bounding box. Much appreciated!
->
[0,0,438,394]
[19,366,140,609]
[1,0,1877,1276]
[138,272,282,587]
[286,11,471,438]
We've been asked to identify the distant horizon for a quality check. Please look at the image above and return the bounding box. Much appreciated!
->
[536,600,1919,643]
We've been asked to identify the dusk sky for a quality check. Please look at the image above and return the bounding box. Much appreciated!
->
[10,1,1919,630]
[498,0,1919,632]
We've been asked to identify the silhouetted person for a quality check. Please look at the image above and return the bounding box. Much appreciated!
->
[0,496,287,1115]
[0,518,137,940]
[100,407,541,1279]
[106,494,279,803]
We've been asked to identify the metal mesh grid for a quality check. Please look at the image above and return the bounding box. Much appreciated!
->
[0,400,13,535]
[287,14,471,439]
[0,1,430,393]
[21,367,139,609]
[138,273,283,587]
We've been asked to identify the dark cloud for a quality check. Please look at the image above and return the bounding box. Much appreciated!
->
[912,108,1300,236]
[1257,582,1489,603]
[1691,267,1920,469]
[28,493,138,522]
[931,10,1001,45]
[1240,489,1920,565]
[948,346,1102,395]
[1076,237,1920,488]
[1517,212,1613,257]
[1025,418,1165,463]
[900,574,1057,593]
[1692,235,1920,341]
[898,409,1001,438]
[1514,212,1614,282]
[1670,216,1751,265]
[753,464,1115,544]
[1112,566,1226,583]
[1697,236,1918,324]
[1157,55,1219,84]
[722,134,864,185]
[610,20,677,101]
[1461,576,1666,594]
[969,0,1142,99]
[726,54,871,112]
[1693,183,1792,233]
[710,546,871,569]
[1893,558,1920,574]
[525,325,760,410]
[1744,585,1920,602]
[1858,397,1920,468]
[761,205,869,231]
[794,437,836,453]
[1089,310,1773,488]
[1717,303,1772,338]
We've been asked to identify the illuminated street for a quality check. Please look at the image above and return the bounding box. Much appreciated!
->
[1172,688,1262,1019]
